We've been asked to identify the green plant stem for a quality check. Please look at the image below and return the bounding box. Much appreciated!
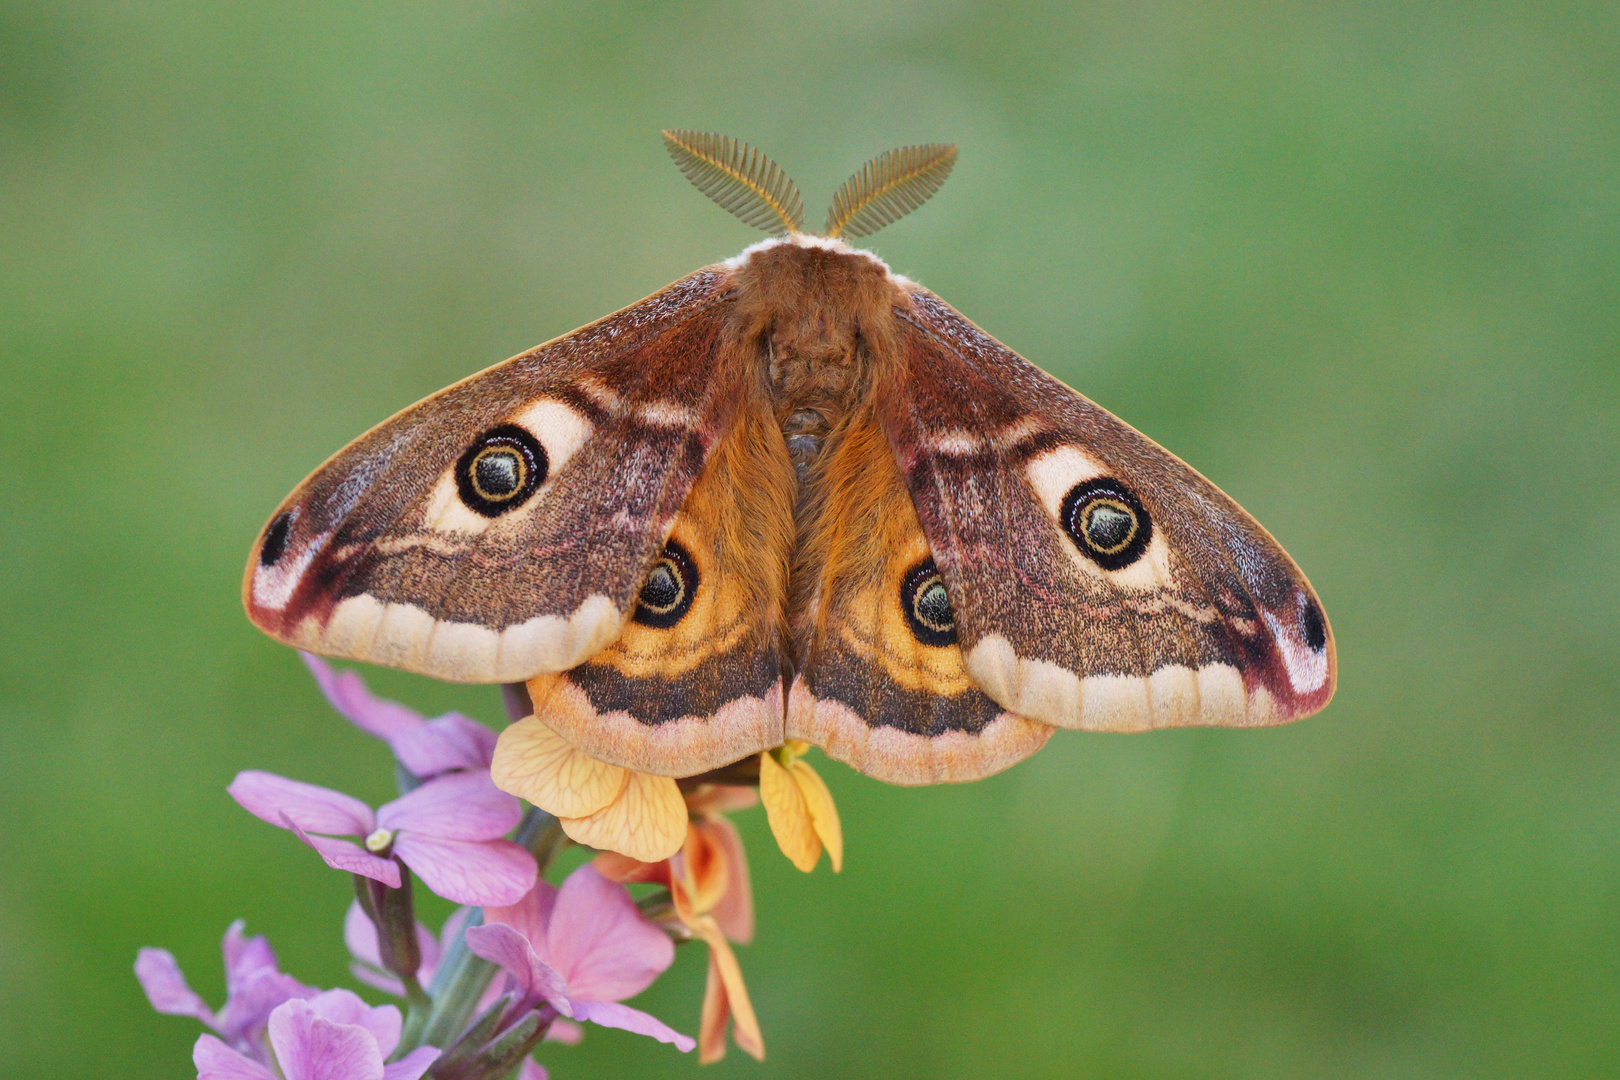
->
[398,983,429,1055]
[395,811,570,1061]
[514,808,568,867]
[410,909,499,1054]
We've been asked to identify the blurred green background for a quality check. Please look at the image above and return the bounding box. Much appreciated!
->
[2,2,1617,1077]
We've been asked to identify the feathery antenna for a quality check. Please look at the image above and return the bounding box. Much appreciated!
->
[662,130,806,236]
[824,144,957,239]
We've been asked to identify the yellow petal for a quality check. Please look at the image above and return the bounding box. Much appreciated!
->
[559,769,686,862]
[695,918,764,1061]
[491,716,628,818]
[790,759,843,873]
[669,854,700,929]
[759,750,820,873]
[698,947,729,1065]
[678,821,730,917]
[701,816,754,945]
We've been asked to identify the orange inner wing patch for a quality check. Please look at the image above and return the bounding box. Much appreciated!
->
[787,411,1052,785]
[533,385,795,777]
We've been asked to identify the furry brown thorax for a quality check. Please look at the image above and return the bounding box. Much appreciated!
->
[728,237,902,485]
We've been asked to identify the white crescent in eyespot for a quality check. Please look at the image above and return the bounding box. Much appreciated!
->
[1022,444,1176,591]
[421,396,599,535]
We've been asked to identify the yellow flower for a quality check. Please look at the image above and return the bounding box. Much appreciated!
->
[493,721,836,1061]
[490,714,686,863]
[759,740,842,873]
[595,784,765,1064]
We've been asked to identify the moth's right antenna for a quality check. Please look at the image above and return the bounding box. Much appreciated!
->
[662,130,806,236]
[825,144,957,240]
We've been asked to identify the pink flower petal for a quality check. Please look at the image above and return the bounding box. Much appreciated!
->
[217,967,319,1046]
[546,866,673,1002]
[268,998,386,1080]
[392,714,498,776]
[222,920,278,988]
[343,902,383,968]
[305,989,402,1059]
[194,1034,276,1080]
[463,923,571,1014]
[545,1018,584,1045]
[303,654,424,742]
[568,999,695,1052]
[134,948,216,1028]
[516,1057,549,1080]
[485,881,560,966]
[377,771,520,841]
[381,1046,441,1080]
[229,772,374,837]
[502,683,533,723]
[291,825,401,887]
[393,834,534,906]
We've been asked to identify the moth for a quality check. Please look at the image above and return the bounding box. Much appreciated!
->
[245,131,1335,786]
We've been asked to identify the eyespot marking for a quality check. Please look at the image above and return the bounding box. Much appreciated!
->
[260,511,294,566]
[455,425,547,517]
[1061,478,1152,570]
[902,559,956,647]
[1301,595,1327,652]
[633,540,698,628]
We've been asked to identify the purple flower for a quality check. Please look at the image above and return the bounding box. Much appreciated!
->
[466,865,694,1053]
[228,769,536,906]
[303,654,496,777]
[135,920,316,1059]
[343,902,584,1046]
[193,989,439,1080]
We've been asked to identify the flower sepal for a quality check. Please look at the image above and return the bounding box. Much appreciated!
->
[445,1006,553,1080]
[352,865,423,995]
[422,993,557,1080]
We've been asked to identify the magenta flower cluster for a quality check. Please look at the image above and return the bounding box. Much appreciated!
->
[137,656,694,1080]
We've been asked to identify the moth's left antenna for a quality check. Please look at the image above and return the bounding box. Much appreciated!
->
[662,130,806,236]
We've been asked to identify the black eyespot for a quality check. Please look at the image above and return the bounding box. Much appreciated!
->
[1061,478,1152,570]
[901,559,956,647]
[259,511,294,566]
[455,425,547,517]
[1301,596,1327,651]
[634,540,698,628]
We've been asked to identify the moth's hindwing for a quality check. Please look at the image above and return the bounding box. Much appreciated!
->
[527,385,797,777]
[243,269,738,683]
[882,289,1336,732]
[786,407,1054,785]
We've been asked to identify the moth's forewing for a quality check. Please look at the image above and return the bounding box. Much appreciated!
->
[244,270,737,684]
[878,288,1335,733]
